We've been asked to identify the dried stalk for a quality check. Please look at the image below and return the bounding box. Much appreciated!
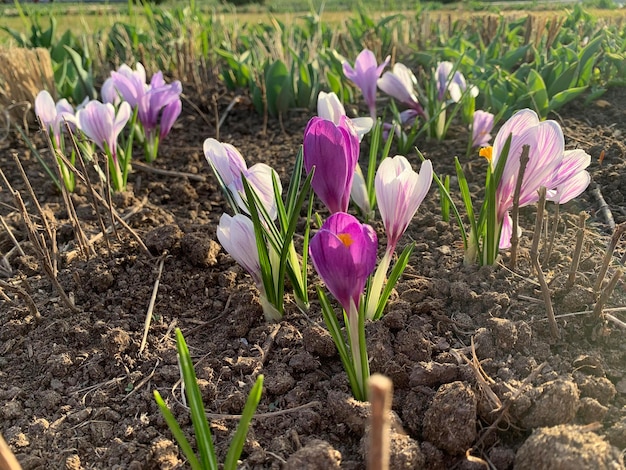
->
[367,374,393,470]
[589,181,615,231]
[566,212,588,289]
[531,188,560,339]
[543,203,559,265]
[0,168,78,314]
[593,268,623,321]
[593,222,626,297]
[0,215,25,257]
[139,253,168,355]
[509,145,530,270]
[0,279,41,320]
[0,432,22,470]
[133,161,206,182]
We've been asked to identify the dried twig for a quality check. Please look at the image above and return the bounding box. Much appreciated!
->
[0,279,41,320]
[566,212,588,288]
[531,188,560,339]
[139,253,168,355]
[0,215,25,257]
[509,145,530,270]
[0,432,22,470]
[217,94,243,133]
[592,268,623,320]
[589,181,615,231]
[367,374,393,470]
[133,161,206,182]
[593,222,626,297]
[543,203,559,265]
[605,313,626,330]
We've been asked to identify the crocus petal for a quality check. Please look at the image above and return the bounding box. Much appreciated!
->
[35,90,56,128]
[436,61,454,101]
[375,156,433,248]
[552,171,590,204]
[343,49,390,119]
[203,138,247,187]
[101,78,120,105]
[317,91,346,124]
[303,117,359,213]
[377,63,419,109]
[499,212,514,249]
[160,99,182,139]
[217,213,262,285]
[350,164,371,216]
[309,212,377,312]
[471,110,494,148]
[235,163,282,220]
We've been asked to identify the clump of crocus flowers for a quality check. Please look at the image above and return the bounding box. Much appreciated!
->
[103,62,182,162]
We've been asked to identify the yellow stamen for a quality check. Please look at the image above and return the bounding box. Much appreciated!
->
[479,146,493,162]
[337,233,354,247]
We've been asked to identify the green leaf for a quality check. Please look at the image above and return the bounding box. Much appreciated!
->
[265,60,292,117]
[224,375,264,470]
[175,328,218,470]
[526,69,549,117]
[154,391,203,470]
[548,86,588,112]
[373,244,414,321]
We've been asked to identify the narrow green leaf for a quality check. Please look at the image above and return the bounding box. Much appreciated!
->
[175,329,218,470]
[373,244,414,321]
[154,390,202,470]
[224,375,264,470]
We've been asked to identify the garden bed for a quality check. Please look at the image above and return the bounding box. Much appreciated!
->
[1,83,626,469]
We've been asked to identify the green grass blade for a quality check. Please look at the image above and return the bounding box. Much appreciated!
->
[224,375,264,470]
[175,328,218,470]
[153,390,203,470]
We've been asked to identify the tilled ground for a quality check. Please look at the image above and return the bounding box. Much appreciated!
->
[1,84,626,469]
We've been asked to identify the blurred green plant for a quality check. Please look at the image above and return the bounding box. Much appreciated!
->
[154,328,264,470]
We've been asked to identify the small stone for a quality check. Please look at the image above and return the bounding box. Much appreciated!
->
[511,379,579,429]
[144,224,183,254]
[285,439,341,469]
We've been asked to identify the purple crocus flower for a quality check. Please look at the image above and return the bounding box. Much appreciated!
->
[35,90,76,147]
[471,110,495,148]
[203,138,247,186]
[104,63,147,108]
[309,212,378,314]
[375,156,433,253]
[343,49,390,119]
[76,100,131,161]
[303,116,359,214]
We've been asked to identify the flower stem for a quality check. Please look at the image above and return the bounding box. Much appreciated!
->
[365,247,393,320]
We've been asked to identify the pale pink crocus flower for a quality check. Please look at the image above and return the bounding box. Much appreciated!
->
[436,61,478,103]
[481,109,565,249]
[365,156,433,319]
[377,63,424,116]
[76,100,131,162]
[35,90,77,148]
[343,49,390,120]
[204,138,282,220]
[547,149,591,204]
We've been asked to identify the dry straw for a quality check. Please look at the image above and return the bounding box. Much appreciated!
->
[0,47,55,130]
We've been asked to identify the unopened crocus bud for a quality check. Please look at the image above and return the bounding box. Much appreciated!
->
[303,116,359,214]
[377,63,422,114]
[343,49,390,119]
[309,212,377,314]
[35,90,76,147]
[317,91,373,141]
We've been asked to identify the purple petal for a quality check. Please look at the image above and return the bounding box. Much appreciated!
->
[160,99,181,139]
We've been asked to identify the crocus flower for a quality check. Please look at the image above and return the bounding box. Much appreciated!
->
[377,63,424,116]
[482,109,565,249]
[317,91,373,141]
[436,61,478,103]
[103,62,182,161]
[343,49,390,119]
[366,156,433,320]
[203,138,247,186]
[217,213,262,286]
[204,138,282,220]
[376,156,433,253]
[303,116,359,214]
[309,212,377,314]
[471,110,495,148]
[76,100,131,161]
[35,90,76,147]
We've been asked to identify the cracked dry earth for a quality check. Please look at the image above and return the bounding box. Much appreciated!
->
[2,84,626,469]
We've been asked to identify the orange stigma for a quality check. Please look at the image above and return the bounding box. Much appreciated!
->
[337,233,354,247]
[479,146,493,162]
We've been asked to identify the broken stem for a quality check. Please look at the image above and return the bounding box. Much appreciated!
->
[509,144,530,270]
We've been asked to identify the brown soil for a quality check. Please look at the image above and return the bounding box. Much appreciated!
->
[2,84,626,470]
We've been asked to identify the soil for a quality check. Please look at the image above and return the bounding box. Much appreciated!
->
[2,83,626,470]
